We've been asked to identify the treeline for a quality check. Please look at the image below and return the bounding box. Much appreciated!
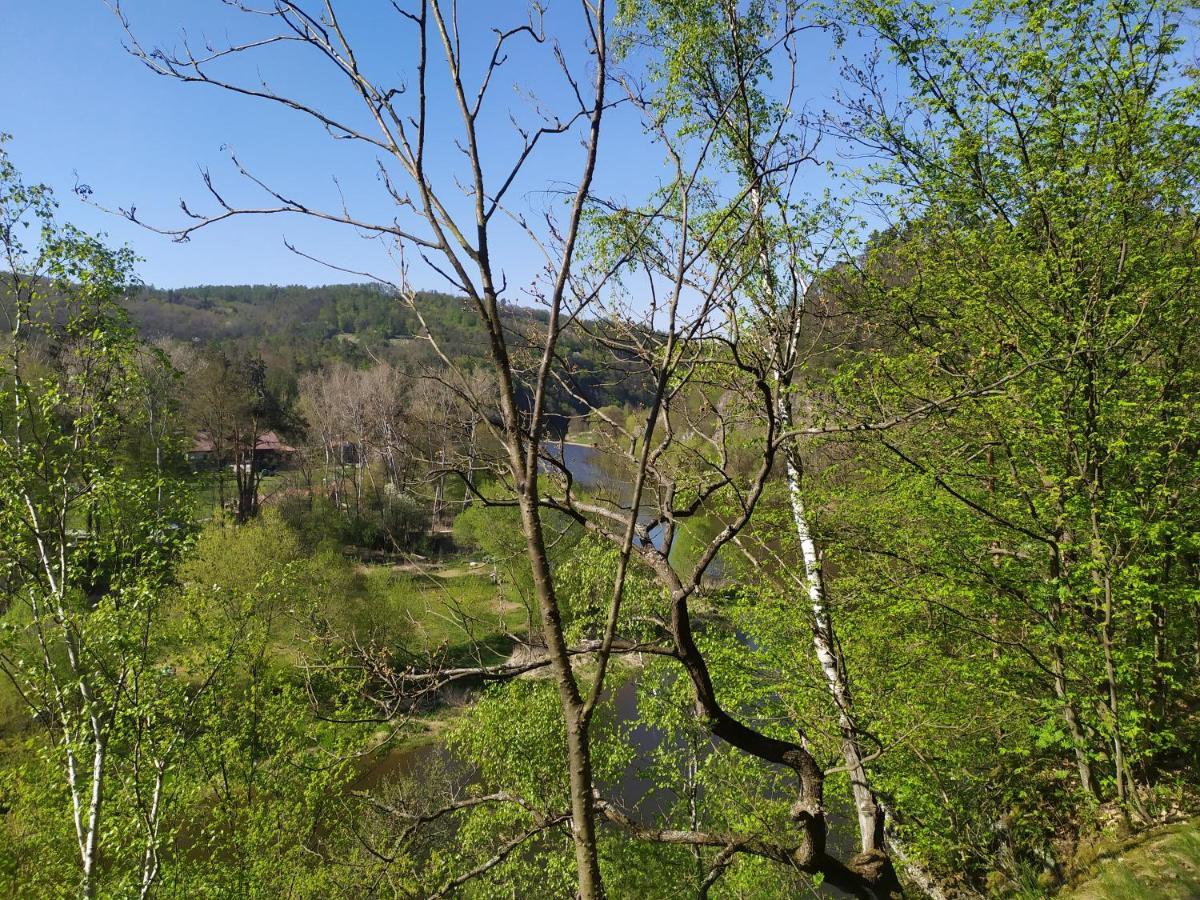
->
[125,282,654,428]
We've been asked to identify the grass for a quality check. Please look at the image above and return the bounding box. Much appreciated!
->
[1064,819,1200,899]
[190,472,289,520]
[564,430,595,446]
[358,564,525,666]
[0,676,29,742]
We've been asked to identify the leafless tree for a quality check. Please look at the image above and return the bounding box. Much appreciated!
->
[107,1,929,894]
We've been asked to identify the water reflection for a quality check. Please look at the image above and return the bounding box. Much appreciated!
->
[542,441,726,581]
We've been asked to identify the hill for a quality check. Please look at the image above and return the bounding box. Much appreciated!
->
[128,283,492,359]
[124,282,652,425]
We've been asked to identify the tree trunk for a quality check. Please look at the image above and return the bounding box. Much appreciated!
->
[1050,640,1099,799]
[1152,595,1167,721]
[1048,548,1100,799]
[516,491,604,898]
[81,733,106,899]
[783,448,885,854]
[1099,570,1151,822]
[464,419,478,510]
[433,446,447,527]
[138,763,165,899]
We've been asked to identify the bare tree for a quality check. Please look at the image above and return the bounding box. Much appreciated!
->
[108,2,923,894]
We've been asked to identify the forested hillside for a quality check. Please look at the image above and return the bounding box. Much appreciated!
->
[123,282,654,427]
[128,283,481,356]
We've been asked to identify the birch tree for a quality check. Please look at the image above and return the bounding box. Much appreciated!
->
[633,0,894,854]
[0,143,199,898]
[606,0,915,888]
[791,0,1200,885]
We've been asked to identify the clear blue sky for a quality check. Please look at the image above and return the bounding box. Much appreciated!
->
[2,2,852,291]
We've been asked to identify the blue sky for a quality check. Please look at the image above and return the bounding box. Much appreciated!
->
[2,2,854,291]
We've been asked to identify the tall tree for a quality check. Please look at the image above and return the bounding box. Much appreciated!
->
[0,141,196,898]
[811,0,1200,881]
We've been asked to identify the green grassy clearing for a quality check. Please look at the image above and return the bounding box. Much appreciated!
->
[189,471,291,520]
[357,565,525,666]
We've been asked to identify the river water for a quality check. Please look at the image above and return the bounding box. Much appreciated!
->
[544,441,726,581]
[354,441,855,891]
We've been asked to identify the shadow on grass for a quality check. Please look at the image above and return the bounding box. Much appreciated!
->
[440,631,523,672]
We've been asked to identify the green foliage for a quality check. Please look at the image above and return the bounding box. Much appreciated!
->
[149,528,368,899]
[122,282,654,425]
[0,146,376,898]
[0,139,201,896]
[3,1,1199,894]
[788,0,1200,886]
[441,678,634,899]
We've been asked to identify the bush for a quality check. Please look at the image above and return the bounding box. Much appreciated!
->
[277,490,431,554]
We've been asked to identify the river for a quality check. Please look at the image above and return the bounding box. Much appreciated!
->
[544,441,727,581]
[356,672,857,895]
[353,441,854,892]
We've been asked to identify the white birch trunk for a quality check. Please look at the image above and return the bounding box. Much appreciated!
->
[781,433,884,854]
[81,734,106,899]
[139,764,166,899]
[783,438,948,896]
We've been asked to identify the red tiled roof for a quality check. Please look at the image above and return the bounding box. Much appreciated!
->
[254,430,297,453]
[191,430,297,454]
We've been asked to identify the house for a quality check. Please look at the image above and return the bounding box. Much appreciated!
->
[333,439,361,465]
[251,431,299,470]
[188,430,298,471]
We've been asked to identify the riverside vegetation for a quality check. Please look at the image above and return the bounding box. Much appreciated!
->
[2,0,1199,897]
